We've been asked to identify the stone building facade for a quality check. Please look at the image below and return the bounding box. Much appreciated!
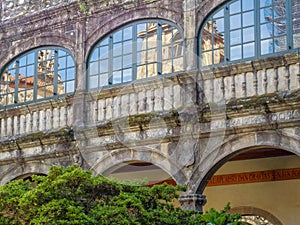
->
[1,0,300,224]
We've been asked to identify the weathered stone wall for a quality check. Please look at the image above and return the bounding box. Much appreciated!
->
[0,0,300,222]
[1,0,76,21]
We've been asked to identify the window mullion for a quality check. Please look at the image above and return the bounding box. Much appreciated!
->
[224,4,230,62]
[286,0,293,49]
[157,22,162,75]
[54,49,58,95]
[14,61,20,104]
[33,50,38,101]
[255,0,260,58]
[133,24,137,81]
[108,35,113,85]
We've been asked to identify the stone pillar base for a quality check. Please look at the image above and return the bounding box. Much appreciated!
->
[179,193,207,213]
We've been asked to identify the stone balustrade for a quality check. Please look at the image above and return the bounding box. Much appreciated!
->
[0,97,73,140]
[1,53,300,142]
[200,53,300,104]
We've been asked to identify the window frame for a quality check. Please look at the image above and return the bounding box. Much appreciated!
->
[0,46,75,109]
[199,0,298,68]
[87,19,184,90]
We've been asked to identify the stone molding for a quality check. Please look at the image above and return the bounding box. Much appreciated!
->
[179,193,207,213]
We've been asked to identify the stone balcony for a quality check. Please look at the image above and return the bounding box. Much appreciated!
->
[1,52,300,143]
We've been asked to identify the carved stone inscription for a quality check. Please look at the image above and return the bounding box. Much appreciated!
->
[208,167,300,186]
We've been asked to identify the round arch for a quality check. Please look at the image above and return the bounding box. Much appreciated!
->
[196,0,228,31]
[0,33,76,70]
[230,206,284,225]
[190,131,300,194]
[90,148,188,186]
[0,162,51,185]
[85,7,183,61]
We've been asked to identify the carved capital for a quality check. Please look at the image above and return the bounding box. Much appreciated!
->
[179,193,207,213]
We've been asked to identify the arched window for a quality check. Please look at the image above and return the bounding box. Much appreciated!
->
[199,0,300,67]
[88,20,183,90]
[0,47,75,108]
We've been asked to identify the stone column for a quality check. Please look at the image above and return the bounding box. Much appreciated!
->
[183,0,197,71]
[179,193,207,214]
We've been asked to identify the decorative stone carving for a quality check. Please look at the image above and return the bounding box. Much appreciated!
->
[73,154,83,167]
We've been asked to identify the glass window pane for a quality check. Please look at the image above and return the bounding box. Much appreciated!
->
[260,8,272,23]
[230,30,242,45]
[213,9,224,18]
[260,0,272,7]
[230,45,242,60]
[137,51,145,65]
[89,76,98,89]
[147,63,157,77]
[261,23,273,38]
[19,56,26,67]
[27,52,35,64]
[174,57,183,72]
[215,18,225,33]
[59,57,67,68]
[113,30,122,43]
[162,59,172,74]
[113,71,121,84]
[202,36,213,51]
[294,33,300,48]
[67,68,74,80]
[230,0,241,14]
[137,23,146,33]
[147,49,157,63]
[230,14,241,29]
[66,81,74,92]
[19,67,26,76]
[89,62,99,75]
[100,60,108,73]
[261,39,273,55]
[214,49,225,64]
[59,69,66,80]
[162,46,170,60]
[243,27,255,42]
[203,20,212,34]
[58,50,67,57]
[67,56,75,67]
[113,57,122,70]
[123,40,133,54]
[123,26,132,40]
[215,34,225,49]
[123,68,132,82]
[242,0,254,11]
[27,65,34,76]
[243,11,254,26]
[137,65,146,79]
[123,54,132,68]
[100,46,109,59]
[243,42,255,58]
[274,36,286,52]
[274,19,286,36]
[37,87,45,99]
[100,38,109,46]
[113,43,122,56]
[100,73,109,86]
[202,52,212,66]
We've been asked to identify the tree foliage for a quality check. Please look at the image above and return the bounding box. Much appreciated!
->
[0,166,243,225]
